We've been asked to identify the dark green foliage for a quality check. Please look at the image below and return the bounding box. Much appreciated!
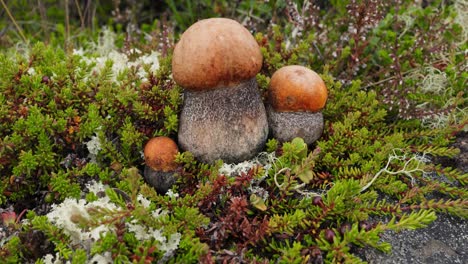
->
[0,0,467,263]
[0,42,181,205]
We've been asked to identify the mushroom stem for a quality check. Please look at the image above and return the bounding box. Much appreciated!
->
[144,166,177,194]
[266,104,324,145]
[178,78,268,164]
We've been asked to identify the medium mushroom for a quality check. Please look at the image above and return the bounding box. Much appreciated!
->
[173,18,268,164]
[267,65,328,145]
[143,136,179,194]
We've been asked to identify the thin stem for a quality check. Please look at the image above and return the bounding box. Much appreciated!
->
[74,0,85,28]
[273,167,290,189]
[0,0,28,43]
[65,0,70,48]
[37,0,49,40]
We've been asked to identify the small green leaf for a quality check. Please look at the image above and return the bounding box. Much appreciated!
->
[250,193,267,211]
[297,170,314,184]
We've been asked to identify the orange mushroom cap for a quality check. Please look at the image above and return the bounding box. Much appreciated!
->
[268,65,328,112]
[172,18,263,91]
[143,137,178,172]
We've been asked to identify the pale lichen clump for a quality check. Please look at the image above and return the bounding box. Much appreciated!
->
[218,151,276,178]
[219,152,276,203]
[165,189,180,198]
[419,66,448,95]
[85,132,102,162]
[73,27,160,82]
[454,0,468,43]
[219,149,325,199]
[42,180,180,263]
[403,64,466,129]
[420,100,467,130]
[46,181,117,248]
[125,221,181,252]
[43,252,113,264]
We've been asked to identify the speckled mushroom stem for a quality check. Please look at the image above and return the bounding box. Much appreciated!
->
[178,78,268,164]
[143,166,176,194]
[266,104,324,145]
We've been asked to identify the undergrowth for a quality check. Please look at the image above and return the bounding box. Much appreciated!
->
[0,0,467,263]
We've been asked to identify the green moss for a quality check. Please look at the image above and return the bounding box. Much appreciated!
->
[0,0,466,263]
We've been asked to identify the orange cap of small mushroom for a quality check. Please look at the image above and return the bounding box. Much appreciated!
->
[268,65,328,112]
[172,18,263,91]
[143,137,178,172]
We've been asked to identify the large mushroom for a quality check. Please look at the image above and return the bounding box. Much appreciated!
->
[173,18,268,164]
[267,65,328,145]
[143,136,179,194]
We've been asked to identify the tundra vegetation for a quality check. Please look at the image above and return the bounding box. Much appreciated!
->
[0,0,466,263]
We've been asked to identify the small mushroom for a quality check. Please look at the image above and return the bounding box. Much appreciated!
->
[143,136,179,194]
[267,65,328,145]
[173,18,268,164]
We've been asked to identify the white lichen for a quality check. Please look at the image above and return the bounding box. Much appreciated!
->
[86,180,107,195]
[46,196,118,248]
[420,97,467,129]
[136,194,151,208]
[219,151,276,179]
[42,252,69,264]
[248,186,269,201]
[137,50,160,73]
[217,152,280,201]
[44,180,178,262]
[88,252,113,264]
[397,8,416,39]
[151,208,167,219]
[72,27,160,83]
[360,149,429,192]
[454,0,468,43]
[420,66,448,94]
[85,134,102,161]
[159,232,182,252]
[165,189,179,198]
[126,222,181,253]
[95,28,117,56]
[126,220,152,240]
[26,67,35,75]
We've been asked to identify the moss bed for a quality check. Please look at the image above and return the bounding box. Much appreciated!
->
[0,0,466,263]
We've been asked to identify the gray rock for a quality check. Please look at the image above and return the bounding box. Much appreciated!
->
[361,132,468,264]
[266,104,323,145]
[361,214,468,264]
[178,78,268,164]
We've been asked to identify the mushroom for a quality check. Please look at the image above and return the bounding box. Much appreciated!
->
[267,65,328,145]
[143,136,179,194]
[173,18,268,164]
